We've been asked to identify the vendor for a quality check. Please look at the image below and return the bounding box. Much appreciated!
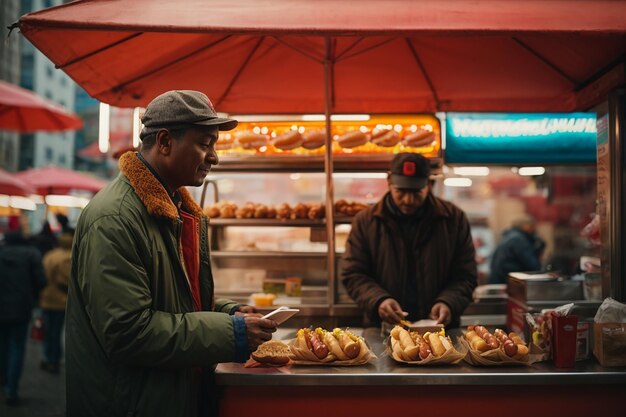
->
[341,153,477,328]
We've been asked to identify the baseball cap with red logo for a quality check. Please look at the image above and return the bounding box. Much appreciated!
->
[140,90,238,139]
[389,153,431,189]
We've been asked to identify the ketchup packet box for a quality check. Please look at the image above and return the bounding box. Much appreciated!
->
[550,311,578,368]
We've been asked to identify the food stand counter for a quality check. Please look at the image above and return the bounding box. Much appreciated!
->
[216,328,624,417]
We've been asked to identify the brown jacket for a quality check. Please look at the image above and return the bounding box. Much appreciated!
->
[40,233,73,311]
[340,192,477,328]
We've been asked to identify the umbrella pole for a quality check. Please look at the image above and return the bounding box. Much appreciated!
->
[323,37,336,312]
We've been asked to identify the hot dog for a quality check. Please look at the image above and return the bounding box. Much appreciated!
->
[320,328,349,360]
[293,327,369,362]
[424,331,447,357]
[473,325,500,350]
[465,329,489,352]
[337,131,368,148]
[370,129,400,147]
[309,331,329,359]
[410,331,432,360]
[402,129,435,148]
[235,132,269,150]
[390,326,420,361]
[333,328,360,359]
[494,329,518,357]
[508,331,530,360]
[301,131,326,150]
[272,130,303,150]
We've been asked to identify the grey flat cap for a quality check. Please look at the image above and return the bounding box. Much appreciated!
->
[140,90,237,138]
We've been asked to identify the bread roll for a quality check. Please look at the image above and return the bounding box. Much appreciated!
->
[337,131,368,148]
[371,129,400,147]
[272,130,303,150]
[402,129,435,148]
[302,131,326,150]
[236,132,269,150]
[251,340,291,365]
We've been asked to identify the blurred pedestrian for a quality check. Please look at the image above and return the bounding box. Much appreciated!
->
[488,215,546,284]
[0,225,46,406]
[40,228,74,374]
[30,220,57,257]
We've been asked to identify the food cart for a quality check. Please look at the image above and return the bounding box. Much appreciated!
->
[16,1,626,415]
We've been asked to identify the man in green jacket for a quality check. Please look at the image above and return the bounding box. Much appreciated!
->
[341,153,477,329]
[66,90,278,417]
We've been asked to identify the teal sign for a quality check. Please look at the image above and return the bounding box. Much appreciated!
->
[445,113,597,164]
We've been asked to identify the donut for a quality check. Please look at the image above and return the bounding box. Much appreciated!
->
[272,130,303,150]
[337,131,368,148]
[235,132,269,150]
[402,129,436,148]
[370,129,400,147]
[301,131,326,150]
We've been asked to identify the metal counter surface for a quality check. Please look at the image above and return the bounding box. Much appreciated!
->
[215,328,626,386]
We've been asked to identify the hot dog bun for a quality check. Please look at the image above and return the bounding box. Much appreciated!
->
[272,130,303,150]
[465,330,489,352]
[251,340,291,365]
[402,129,435,148]
[508,331,530,360]
[321,328,349,360]
[333,328,360,359]
[337,131,368,148]
[425,332,446,357]
[235,132,269,150]
[391,326,420,361]
[309,328,330,360]
[371,129,400,147]
[411,331,432,360]
[302,131,326,150]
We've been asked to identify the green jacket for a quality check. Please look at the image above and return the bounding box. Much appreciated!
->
[67,152,241,417]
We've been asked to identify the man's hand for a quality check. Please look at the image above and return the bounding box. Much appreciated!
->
[238,305,258,314]
[235,305,263,318]
[429,302,452,326]
[244,317,278,352]
[377,298,407,324]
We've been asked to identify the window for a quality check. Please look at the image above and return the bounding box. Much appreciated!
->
[45,147,53,162]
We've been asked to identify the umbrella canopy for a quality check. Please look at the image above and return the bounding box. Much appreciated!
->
[14,165,108,196]
[78,131,135,160]
[0,80,83,132]
[0,168,36,197]
[17,0,626,113]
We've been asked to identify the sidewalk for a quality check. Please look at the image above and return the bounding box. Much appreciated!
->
[1,338,65,416]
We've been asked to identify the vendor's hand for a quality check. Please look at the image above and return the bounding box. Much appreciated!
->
[244,317,278,351]
[377,298,406,324]
[429,302,452,326]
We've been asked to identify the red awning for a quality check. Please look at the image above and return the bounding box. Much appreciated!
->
[18,0,626,113]
[14,165,108,195]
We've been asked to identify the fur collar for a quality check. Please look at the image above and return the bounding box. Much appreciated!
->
[118,151,204,221]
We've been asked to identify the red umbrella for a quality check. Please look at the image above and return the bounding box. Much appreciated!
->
[78,131,136,160]
[0,80,83,133]
[14,165,108,196]
[0,167,36,196]
[16,0,626,113]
